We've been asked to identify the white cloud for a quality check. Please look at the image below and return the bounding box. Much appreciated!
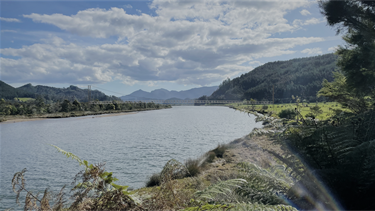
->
[293,17,323,26]
[301,47,322,55]
[0,17,21,22]
[300,9,311,16]
[304,17,322,25]
[1,30,17,33]
[4,0,325,86]
[123,4,132,9]
[328,46,339,52]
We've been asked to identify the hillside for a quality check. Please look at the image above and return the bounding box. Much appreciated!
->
[210,54,337,103]
[0,81,120,102]
[0,81,19,99]
[121,86,218,101]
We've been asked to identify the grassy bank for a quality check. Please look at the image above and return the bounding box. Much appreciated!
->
[229,102,351,121]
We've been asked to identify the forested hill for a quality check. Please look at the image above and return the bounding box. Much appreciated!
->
[210,53,337,103]
[0,81,120,102]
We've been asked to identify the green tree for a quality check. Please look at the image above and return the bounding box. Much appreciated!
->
[72,99,81,111]
[319,0,375,97]
[106,103,115,110]
[318,71,367,113]
[249,98,257,110]
[278,109,296,120]
[35,95,45,108]
[309,105,323,117]
[60,99,72,112]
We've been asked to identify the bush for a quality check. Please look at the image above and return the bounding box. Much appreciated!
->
[212,144,228,158]
[205,151,216,163]
[262,119,271,125]
[278,109,296,119]
[185,158,201,177]
[310,105,323,116]
[145,173,161,187]
[262,105,269,110]
[305,112,315,119]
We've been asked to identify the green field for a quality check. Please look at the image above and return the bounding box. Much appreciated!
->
[14,97,34,102]
[231,102,351,121]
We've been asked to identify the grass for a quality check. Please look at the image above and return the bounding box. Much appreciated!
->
[231,102,352,121]
[185,158,201,177]
[14,97,34,102]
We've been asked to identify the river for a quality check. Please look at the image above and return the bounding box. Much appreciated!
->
[0,106,262,210]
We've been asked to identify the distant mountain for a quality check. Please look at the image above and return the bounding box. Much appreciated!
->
[120,86,219,101]
[209,54,337,103]
[0,81,120,102]
[0,81,19,99]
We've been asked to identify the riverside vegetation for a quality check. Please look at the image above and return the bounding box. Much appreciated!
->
[7,0,375,210]
[0,97,171,122]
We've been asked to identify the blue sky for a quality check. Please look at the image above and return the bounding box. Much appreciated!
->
[1,0,343,96]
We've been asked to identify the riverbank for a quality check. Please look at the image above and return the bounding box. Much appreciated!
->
[0,107,167,124]
[131,110,297,210]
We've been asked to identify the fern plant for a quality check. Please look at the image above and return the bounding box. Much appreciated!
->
[11,145,143,211]
[278,110,375,210]
[235,162,293,205]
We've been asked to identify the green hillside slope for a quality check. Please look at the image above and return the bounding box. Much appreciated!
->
[16,84,120,102]
[0,81,19,99]
[0,81,120,102]
[210,54,337,103]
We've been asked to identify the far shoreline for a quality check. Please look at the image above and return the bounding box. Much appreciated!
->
[0,108,170,124]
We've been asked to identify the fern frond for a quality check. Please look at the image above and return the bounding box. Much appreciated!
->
[235,163,292,205]
[51,144,84,166]
[232,202,298,211]
[195,179,247,203]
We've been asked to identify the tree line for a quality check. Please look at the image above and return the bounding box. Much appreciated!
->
[0,96,170,117]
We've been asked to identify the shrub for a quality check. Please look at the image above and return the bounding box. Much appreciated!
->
[185,158,201,177]
[310,105,323,116]
[145,173,161,187]
[278,109,296,119]
[205,151,216,163]
[262,105,269,110]
[262,119,271,125]
[305,112,315,119]
[212,144,228,158]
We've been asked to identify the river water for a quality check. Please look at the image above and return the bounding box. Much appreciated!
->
[0,106,262,210]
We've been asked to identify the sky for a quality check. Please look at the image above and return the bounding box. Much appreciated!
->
[0,0,343,97]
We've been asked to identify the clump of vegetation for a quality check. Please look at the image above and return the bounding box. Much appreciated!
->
[309,105,323,117]
[0,116,6,122]
[304,112,315,119]
[211,144,228,158]
[11,146,143,211]
[145,173,161,187]
[205,151,216,163]
[278,108,296,120]
[141,159,194,210]
[185,158,201,177]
